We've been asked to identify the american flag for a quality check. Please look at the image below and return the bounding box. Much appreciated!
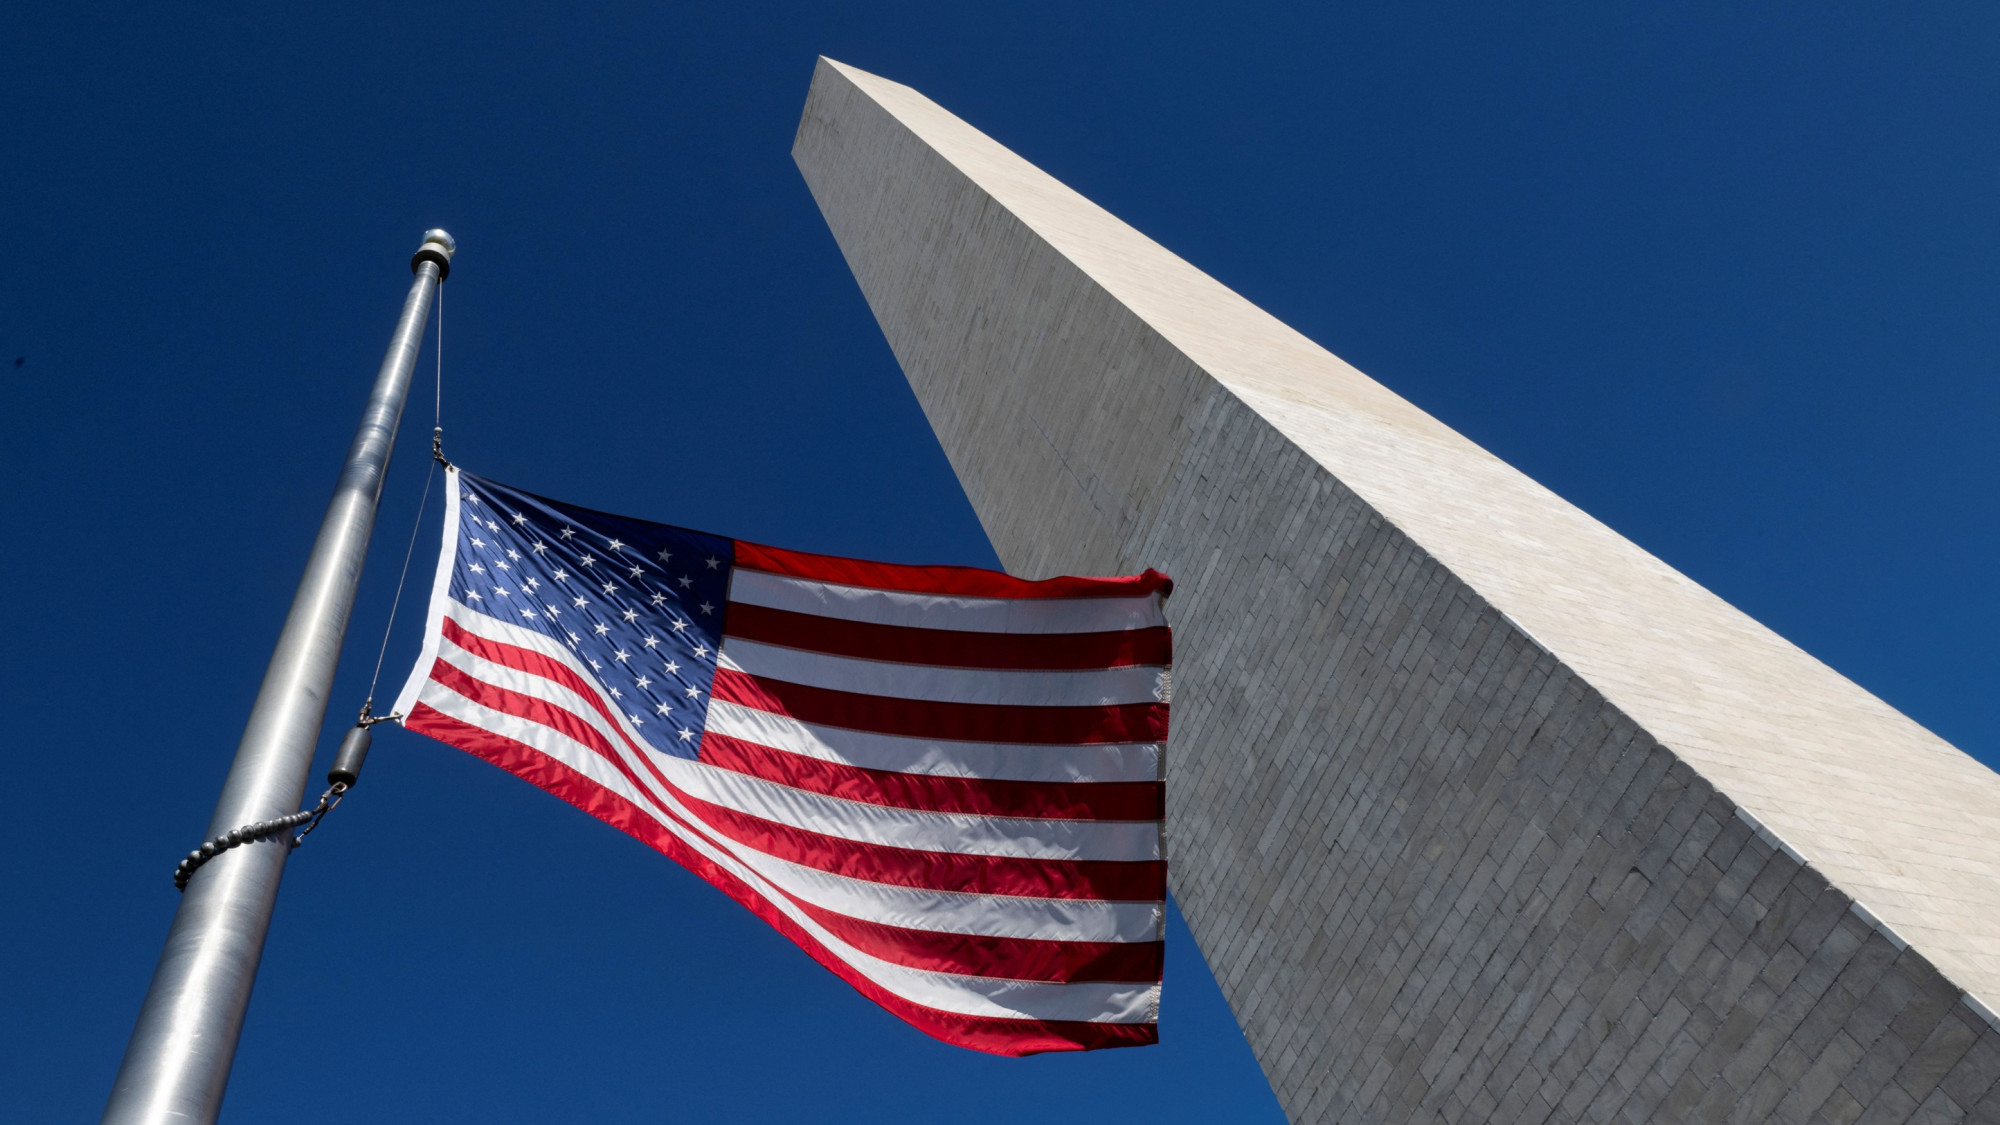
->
[392,468,1171,1054]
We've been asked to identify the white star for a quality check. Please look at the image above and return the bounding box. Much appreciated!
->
[656,548,672,563]
[607,538,625,552]
[579,554,596,567]
[485,519,500,532]
[629,713,643,726]
[642,636,660,649]
[691,644,708,659]
[663,660,680,675]
[470,537,485,548]
[677,728,694,742]
[531,541,548,554]
[494,560,510,571]
[462,491,477,503]
[511,511,528,525]
[613,649,631,663]
[609,686,623,698]
[466,590,483,601]
[544,607,561,620]
[706,556,721,570]
[685,685,703,699]
[521,607,538,619]
[525,577,541,591]
[589,658,603,670]
[635,675,652,688]
[553,568,569,581]
[494,586,510,597]
[650,592,669,607]
[593,623,610,636]
[572,596,588,608]
[506,548,521,561]
[600,581,617,595]
[567,631,582,644]
[655,701,673,715]
[621,609,639,623]
[627,564,644,578]
[469,562,486,574]
[699,601,715,615]
[670,619,689,633]
[560,525,576,539]
[677,575,693,589]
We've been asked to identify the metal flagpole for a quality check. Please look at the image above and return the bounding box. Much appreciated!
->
[102,230,457,1125]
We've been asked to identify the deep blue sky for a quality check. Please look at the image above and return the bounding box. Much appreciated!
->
[4,4,1994,1122]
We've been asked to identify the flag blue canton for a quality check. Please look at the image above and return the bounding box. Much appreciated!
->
[449,473,734,760]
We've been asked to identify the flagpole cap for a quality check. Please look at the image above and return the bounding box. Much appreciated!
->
[412,229,457,280]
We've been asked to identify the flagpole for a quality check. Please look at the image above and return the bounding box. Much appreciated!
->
[102,230,457,1125]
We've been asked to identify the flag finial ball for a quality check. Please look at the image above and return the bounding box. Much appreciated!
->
[412,228,457,279]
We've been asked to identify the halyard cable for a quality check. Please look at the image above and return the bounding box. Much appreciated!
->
[432,279,451,468]
[361,460,434,716]
[176,273,448,891]
[367,269,448,714]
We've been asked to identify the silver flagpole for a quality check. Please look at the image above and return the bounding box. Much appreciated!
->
[102,230,457,1125]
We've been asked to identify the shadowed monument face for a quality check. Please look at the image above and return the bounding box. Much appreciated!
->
[790,57,2000,1125]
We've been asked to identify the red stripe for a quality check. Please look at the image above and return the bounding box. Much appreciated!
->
[735,540,1173,602]
[723,601,1172,670]
[426,659,675,828]
[700,733,1164,821]
[783,896,1164,984]
[442,616,616,729]
[426,664,1166,901]
[403,705,1156,1055]
[670,779,1167,902]
[710,669,1168,744]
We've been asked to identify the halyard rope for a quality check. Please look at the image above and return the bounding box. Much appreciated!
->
[176,272,448,890]
[432,281,451,468]
[366,274,447,712]
[363,461,434,712]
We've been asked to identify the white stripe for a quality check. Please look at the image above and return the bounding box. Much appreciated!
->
[664,753,1161,863]
[430,615,1160,862]
[704,701,1162,783]
[729,569,1166,634]
[735,848,1164,943]
[391,467,465,722]
[445,597,611,669]
[415,680,1159,1021]
[717,638,1167,707]
[432,633,644,757]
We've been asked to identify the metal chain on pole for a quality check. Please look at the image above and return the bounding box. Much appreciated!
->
[171,785,345,892]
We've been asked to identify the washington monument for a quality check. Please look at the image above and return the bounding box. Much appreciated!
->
[791,58,2000,1124]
